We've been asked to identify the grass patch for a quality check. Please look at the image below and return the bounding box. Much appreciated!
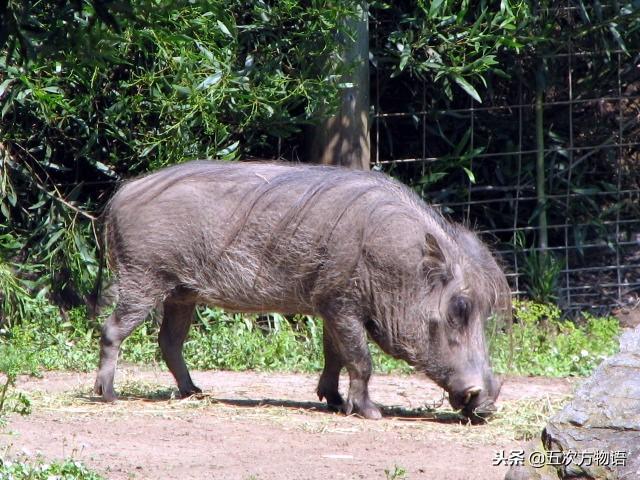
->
[0,372,31,426]
[0,305,98,375]
[0,306,410,376]
[490,301,621,376]
[491,395,570,441]
[0,301,620,378]
[0,458,104,480]
[182,310,410,374]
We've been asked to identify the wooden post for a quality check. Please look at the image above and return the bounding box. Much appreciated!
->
[309,2,370,170]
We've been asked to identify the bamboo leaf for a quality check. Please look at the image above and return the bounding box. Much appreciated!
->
[0,79,12,98]
[429,0,445,16]
[217,141,239,158]
[608,24,628,54]
[0,202,9,219]
[196,72,223,90]
[463,167,476,184]
[217,20,232,37]
[453,75,482,103]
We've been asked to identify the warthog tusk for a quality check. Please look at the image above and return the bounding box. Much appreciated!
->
[463,386,482,405]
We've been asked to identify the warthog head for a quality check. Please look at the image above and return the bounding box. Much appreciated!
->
[363,219,510,421]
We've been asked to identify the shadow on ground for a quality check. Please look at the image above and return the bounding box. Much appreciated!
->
[80,388,464,423]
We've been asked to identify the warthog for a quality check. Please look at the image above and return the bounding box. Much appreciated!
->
[94,160,510,420]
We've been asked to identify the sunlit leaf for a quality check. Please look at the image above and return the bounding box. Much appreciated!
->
[453,75,482,103]
[216,141,239,158]
[463,167,476,184]
[196,72,223,90]
[0,80,12,98]
[217,20,233,37]
[429,0,445,16]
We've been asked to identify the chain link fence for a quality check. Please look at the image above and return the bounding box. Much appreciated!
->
[372,11,640,315]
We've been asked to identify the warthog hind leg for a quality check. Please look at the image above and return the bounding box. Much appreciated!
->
[94,292,155,401]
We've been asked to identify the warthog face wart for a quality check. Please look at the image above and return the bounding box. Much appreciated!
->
[94,160,511,421]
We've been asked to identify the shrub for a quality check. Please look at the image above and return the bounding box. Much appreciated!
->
[0,458,103,480]
[0,0,357,319]
[491,300,621,376]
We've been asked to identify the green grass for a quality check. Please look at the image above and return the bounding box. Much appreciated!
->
[384,465,408,480]
[0,372,31,426]
[0,304,98,376]
[0,306,409,376]
[0,458,104,480]
[490,301,621,376]
[0,301,620,379]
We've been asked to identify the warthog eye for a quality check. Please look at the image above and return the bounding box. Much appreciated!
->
[448,295,471,326]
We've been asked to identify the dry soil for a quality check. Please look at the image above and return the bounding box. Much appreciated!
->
[1,368,574,480]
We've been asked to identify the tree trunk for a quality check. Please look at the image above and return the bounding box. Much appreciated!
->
[309,2,370,170]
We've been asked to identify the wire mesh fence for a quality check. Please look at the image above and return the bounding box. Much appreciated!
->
[371,11,640,315]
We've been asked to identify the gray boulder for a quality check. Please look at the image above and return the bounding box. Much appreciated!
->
[506,326,640,480]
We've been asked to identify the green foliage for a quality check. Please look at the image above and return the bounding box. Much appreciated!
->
[181,310,409,373]
[384,465,408,480]
[0,458,104,480]
[0,300,619,380]
[0,0,357,319]
[373,1,640,104]
[0,258,34,327]
[491,301,621,377]
[376,2,640,280]
[1,1,351,167]
[372,0,532,103]
[0,306,409,376]
[521,250,562,304]
[0,371,31,427]
[0,306,98,374]
[183,310,325,372]
[141,308,408,373]
[514,232,563,303]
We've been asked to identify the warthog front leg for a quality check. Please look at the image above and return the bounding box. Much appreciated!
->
[159,299,201,397]
[321,315,381,420]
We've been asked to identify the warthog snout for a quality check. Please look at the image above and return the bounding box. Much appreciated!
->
[448,373,502,422]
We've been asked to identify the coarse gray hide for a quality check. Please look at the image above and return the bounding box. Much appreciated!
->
[94,160,511,420]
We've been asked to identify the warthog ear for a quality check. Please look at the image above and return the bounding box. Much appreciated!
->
[423,233,446,264]
[421,233,450,283]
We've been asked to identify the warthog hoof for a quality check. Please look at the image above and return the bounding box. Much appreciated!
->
[344,397,382,420]
[179,385,203,398]
[317,388,345,413]
[94,378,117,403]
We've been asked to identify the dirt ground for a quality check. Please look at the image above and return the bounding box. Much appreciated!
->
[1,367,574,480]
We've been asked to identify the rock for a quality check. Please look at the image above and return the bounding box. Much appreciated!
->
[504,440,565,480]
[505,327,640,480]
[613,307,640,329]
